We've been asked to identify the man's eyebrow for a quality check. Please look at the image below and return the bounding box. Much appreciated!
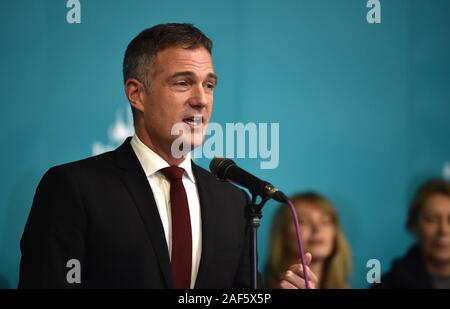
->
[168,71,195,80]
[167,71,218,83]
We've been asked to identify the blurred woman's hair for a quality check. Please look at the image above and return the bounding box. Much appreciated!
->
[265,192,352,288]
[406,178,450,234]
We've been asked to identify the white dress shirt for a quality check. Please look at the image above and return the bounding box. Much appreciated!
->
[130,134,202,289]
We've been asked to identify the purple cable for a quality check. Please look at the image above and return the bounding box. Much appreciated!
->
[286,199,310,289]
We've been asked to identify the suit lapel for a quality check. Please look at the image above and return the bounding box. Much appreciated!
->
[192,162,217,289]
[115,138,173,288]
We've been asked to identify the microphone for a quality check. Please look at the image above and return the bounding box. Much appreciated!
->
[209,157,287,203]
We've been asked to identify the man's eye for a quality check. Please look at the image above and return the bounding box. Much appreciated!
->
[174,81,189,87]
[423,216,439,223]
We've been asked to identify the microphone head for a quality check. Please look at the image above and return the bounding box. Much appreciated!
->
[209,157,236,181]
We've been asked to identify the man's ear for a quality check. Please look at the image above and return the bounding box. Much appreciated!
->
[125,78,146,113]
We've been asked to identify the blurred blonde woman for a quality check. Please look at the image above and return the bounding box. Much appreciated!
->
[265,192,352,288]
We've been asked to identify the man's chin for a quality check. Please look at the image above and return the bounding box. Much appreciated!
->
[430,252,450,263]
[170,134,205,158]
[186,131,205,147]
[189,139,205,151]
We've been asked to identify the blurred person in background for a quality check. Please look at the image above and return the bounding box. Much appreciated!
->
[265,192,352,288]
[375,178,450,289]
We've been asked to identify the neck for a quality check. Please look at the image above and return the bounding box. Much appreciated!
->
[424,258,450,277]
[135,129,186,166]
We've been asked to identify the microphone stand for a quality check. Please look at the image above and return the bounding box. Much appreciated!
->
[247,188,270,289]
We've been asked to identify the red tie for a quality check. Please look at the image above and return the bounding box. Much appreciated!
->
[159,166,192,289]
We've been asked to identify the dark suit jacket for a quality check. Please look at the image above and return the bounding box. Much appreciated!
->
[371,245,435,289]
[19,138,251,288]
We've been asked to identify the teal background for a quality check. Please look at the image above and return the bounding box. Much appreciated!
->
[1,0,449,288]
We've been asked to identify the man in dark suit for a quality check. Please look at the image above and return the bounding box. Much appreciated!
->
[19,23,317,289]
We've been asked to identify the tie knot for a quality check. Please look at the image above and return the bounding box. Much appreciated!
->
[160,166,185,181]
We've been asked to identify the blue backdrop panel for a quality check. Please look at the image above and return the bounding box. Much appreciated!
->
[0,0,449,288]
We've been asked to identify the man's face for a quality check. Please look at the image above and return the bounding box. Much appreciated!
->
[418,194,450,264]
[140,46,216,157]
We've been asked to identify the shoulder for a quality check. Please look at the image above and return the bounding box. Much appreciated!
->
[35,149,123,202]
[55,149,116,174]
[372,245,432,289]
[43,147,120,181]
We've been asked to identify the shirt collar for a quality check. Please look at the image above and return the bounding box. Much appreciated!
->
[130,134,196,183]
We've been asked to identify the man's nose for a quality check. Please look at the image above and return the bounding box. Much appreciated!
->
[310,222,320,233]
[189,84,208,109]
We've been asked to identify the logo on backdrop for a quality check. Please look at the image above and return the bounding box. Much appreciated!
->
[92,108,134,156]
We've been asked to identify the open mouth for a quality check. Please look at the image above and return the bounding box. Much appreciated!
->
[183,115,203,126]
